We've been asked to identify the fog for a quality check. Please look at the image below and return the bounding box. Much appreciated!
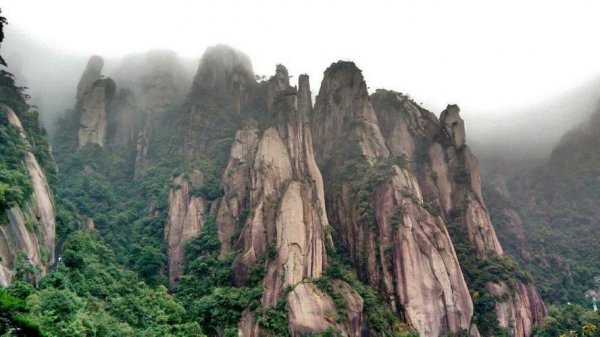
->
[2,0,600,169]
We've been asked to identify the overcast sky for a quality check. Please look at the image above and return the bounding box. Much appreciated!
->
[2,0,600,151]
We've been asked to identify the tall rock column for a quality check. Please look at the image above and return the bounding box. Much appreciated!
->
[76,56,115,148]
[219,66,361,336]
[312,62,475,337]
[164,171,205,289]
[370,89,546,337]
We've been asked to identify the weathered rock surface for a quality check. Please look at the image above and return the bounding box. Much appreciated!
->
[287,281,363,337]
[112,50,190,177]
[78,77,115,148]
[164,172,205,289]
[229,68,330,306]
[219,66,359,335]
[313,64,473,337]
[312,63,545,337]
[76,55,104,102]
[440,104,466,148]
[1,106,56,285]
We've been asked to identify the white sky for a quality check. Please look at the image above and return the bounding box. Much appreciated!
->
[2,0,600,147]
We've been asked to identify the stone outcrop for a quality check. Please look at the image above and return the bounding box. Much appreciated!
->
[155,50,545,336]
[78,77,115,148]
[312,63,545,337]
[229,67,329,302]
[440,104,466,148]
[313,64,473,337]
[164,171,205,289]
[220,66,360,335]
[76,55,104,102]
[1,105,56,285]
[286,281,363,337]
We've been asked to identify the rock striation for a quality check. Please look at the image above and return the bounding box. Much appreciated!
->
[312,62,545,337]
[164,171,205,289]
[154,49,545,336]
[312,64,473,337]
[0,105,56,285]
[78,76,115,148]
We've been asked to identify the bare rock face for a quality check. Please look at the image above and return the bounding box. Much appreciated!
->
[312,65,545,337]
[286,281,363,337]
[76,55,116,148]
[487,282,547,337]
[218,66,357,335]
[78,77,115,148]
[110,89,139,148]
[440,104,466,148]
[164,171,205,289]
[0,106,56,285]
[313,65,473,337]
[237,68,328,307]
[76,55,104,102]
[217,126,260,256]
[312,62,389,161]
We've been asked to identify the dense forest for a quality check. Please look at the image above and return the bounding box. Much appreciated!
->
[1,7,600,337]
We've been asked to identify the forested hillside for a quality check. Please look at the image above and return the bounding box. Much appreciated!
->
[1,6,599,337]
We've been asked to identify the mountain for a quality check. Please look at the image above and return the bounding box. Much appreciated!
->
[0,21,56,287]
[0,15,549,334]
[485,101,600,306]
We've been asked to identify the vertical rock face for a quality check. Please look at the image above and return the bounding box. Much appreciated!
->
[76,55,116,148]
[76,55,104,102]
[78,77,115,148]
[215,66,361,336]
[286,281,364,337]
[313,64,473,337]
[229,67,329,302]
[372,90,546,337]
[164,171,205,289]
[1,106,56,285]
[312,63,545,337]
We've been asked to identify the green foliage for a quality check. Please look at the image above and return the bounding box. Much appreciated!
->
[176,213,263,336]
[0,288,44,337]
[446,206,530,337]
[320,140,400,230]
[0,111,33,209]
[13,252,41,282]
[322,248,414,336]
[534,304,600,337]
[486,174,600,305]
[314,277,348,323]
[3,231,199,336]
[257,298,290,337]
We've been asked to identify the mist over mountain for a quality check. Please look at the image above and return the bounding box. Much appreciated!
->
[2,3,600,337]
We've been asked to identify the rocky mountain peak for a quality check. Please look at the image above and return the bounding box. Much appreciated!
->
[313,61,389,161]
[76,55,104,102]
[190,44,255,114]
[440,104,466,148]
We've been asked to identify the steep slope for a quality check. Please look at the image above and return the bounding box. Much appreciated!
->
[165,48,372,335]
[225,67,353,335]
[486,103,600,305]
[312,62,545,337]
[46,41,548,336]
[0,53,56,285]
